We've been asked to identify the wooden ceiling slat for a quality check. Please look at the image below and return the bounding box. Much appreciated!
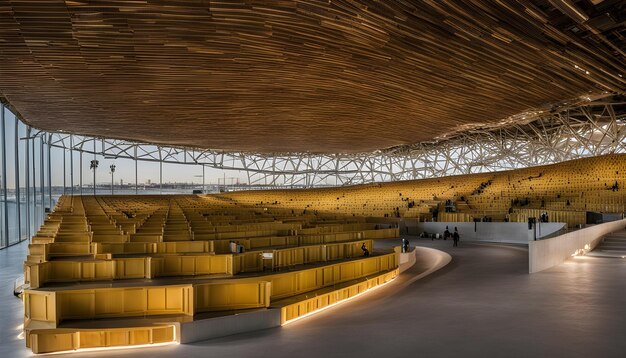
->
[0,0,624,153]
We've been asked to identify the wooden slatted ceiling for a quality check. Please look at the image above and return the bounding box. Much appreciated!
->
[0,0,624,154]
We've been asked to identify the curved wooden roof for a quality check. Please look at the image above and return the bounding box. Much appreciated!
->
[0,0,624,153]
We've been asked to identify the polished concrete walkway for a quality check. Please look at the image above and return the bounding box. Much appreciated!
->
[2,237,625,357]
[0,240,30,357]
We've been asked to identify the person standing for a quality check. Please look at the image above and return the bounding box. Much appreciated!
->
[361,242,370,256]
[453,227,460,247]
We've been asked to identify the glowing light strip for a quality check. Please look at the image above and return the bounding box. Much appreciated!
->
[37,341,179,356]
[33,325,179,356]
[281,274,397,326]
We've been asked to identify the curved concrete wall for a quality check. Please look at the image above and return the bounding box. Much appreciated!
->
[408,221,565,244]
[529,219,626,273]
[397,247,417,273]
[392,247,451,292]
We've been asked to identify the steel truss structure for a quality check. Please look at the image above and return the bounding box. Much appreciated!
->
[29,98,626,188]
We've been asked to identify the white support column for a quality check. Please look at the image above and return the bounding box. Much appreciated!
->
[135,145,138,195]
[47,135,52,208]
[39,136,44,216]
[79,150,83,195]
[31,134,37,229]
[25,126,30,241]
[92,138,96,196]
[70,135,74,195]
[62,147,66,195]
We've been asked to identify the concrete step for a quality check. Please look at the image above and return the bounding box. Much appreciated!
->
[603,239,626,244]
[592,248,626,254]
[598,242,626,248]
[600,239,626,244]
[587,250,626,258]
[598,240,626,245]
[604,236,626,242]
[597,247,626,252]
[601,243,626,248]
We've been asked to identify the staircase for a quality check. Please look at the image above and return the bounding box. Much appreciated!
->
[588,232,626,258]
[471,179,493,196]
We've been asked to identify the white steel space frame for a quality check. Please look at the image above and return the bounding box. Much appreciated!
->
[24,98,626,188]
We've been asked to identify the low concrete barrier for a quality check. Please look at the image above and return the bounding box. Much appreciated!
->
[390,246,451,292]
[408,221,565,244]
[398,247,417,273]
[529,219,626,273]
[180,309,281,344]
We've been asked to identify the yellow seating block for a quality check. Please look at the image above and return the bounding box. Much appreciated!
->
[24,285,193,325]
[28,325,176,354]
[194,281,271,312]
[280,268,398,324]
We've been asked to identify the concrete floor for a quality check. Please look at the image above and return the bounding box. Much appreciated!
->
[2,237,625,358]
[0,240,30,357]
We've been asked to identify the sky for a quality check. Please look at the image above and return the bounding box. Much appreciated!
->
[1,106,248,189]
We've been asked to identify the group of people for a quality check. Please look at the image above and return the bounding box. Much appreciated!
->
[228,240,245,253]
[443,226,461,247]
[420,226,461,246]
[362,224,464,259]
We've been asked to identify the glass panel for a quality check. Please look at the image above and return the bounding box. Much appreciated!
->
[18,119,27,242]
[29,133,38,237]
[0,106,6,248]
[4,110,17,245]
[50,146,64,206]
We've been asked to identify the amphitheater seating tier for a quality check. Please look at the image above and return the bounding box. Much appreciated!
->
[23,194,400,354]
[220,154,626,228]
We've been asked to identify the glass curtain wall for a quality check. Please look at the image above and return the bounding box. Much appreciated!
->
[0,104,245,250]
[0,105,70,248]
[0,105,53,248]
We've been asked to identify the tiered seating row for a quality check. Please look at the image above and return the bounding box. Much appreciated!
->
[28,325,176,354]
[26,239,376,288]
[24,253,397,325]
[279,268,398,325]
[29,227,396,260]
